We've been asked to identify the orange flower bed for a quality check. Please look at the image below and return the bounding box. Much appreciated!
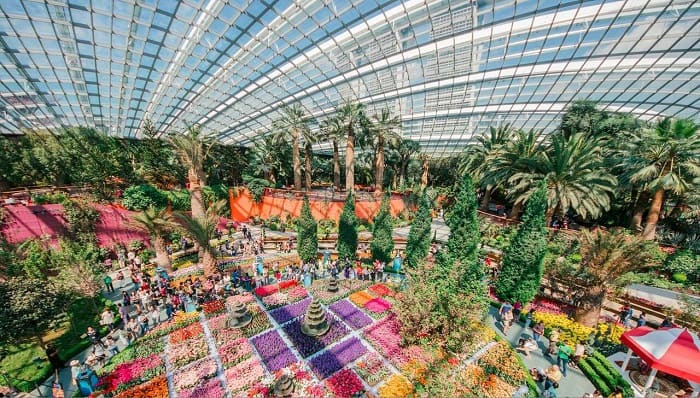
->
[349,290,376,307]
[169,322,203,345]
[369,283,393,297]
[378,374,414,398]
[113,375,168,398]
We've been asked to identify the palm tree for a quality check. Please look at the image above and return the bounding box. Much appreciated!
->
[169,125,215,220]
[368,109,401,192]
[396,139,420,188]
[487,129,545,219]
[128,207,179,273]
[509,133,617,224]
[619,118,700,240]
[250,135,292,185]
[419,153,430,189]
[175,200,227,277]
[273,104,313,191]
[335,101,369,192]
[320,117,344,189]
[460,124,515,210]
[551,229,659,327]
[302,134,318,191]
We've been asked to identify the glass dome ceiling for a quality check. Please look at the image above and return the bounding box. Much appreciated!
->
[0,0,698,155]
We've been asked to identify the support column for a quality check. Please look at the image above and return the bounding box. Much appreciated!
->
[620,348,633,373]
[643,368,658,393]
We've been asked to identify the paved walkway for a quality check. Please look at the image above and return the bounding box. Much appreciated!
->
[485,306,596,398]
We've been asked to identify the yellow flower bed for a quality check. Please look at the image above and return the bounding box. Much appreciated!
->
[532,312,594,346]
[596,322,623,344]
[378,374,414,398]
[401,360,428,386]
[173,311,200,328]
[349,290,376,307]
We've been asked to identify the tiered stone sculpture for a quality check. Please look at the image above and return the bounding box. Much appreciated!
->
[226,301,252,328]
[301,298,330,336]
[272,374,295,397]
[327,278,339,292]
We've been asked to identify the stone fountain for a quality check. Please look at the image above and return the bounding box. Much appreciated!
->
[272,374,295,397]
[327,277,339,292]
[301,298,330,336]
[226,301,252,328]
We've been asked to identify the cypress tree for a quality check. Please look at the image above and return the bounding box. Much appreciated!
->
[337,193,358,260]
[495,182,548,303]
[405,192,432,268]
[436,175,483,292]
[296,196,318,262]
[370,196,394,263]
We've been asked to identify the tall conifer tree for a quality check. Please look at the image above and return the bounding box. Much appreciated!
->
[495,182,548,303]
[370,196,394,263]
[296,196,318,262]
[405,192,432,268]
[337,193,358,260]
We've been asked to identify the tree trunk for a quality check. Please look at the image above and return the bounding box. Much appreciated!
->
[399,160,408,188]
[375,136,384,193]
[304,144,312,191]
[333,141,341,189]
[420,157,429,188]
[391,166,399,190]
[511,201,523,220]
[35,334,47,350]
[292,129,301,190]
[346,124,355,192]
[201,249,217,277]
[642,188,664,240]
[153,235,173,273]
[630,191,650,232]
[479,188,491,211]
[574,284,606,328]
[189,169,206,220]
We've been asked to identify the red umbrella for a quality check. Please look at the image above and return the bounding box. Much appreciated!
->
[620,326,700,387]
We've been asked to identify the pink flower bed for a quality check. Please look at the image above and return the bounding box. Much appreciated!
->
[208,313,228,331]
[178,378,225,398]
[364,315,426,367]
[173,358,218,391]
[168,336,209,368]
[98,354,164,392]
[286,285,309,302]
[255,280,298,297]
[225,356,266,392]
[262,292,288,308]
[218,337,253,367]
[226,292,255,306]
[213,327,244,346]
[325,368,364,398]
[364,297,392,313]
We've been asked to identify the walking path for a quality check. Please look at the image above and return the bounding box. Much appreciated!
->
[485,306,596,398]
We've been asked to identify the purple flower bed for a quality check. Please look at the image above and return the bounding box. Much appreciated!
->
[250,329,297,372]
[308,337,368,379]
[329,299,372,330]
[282,313,350,358]
[269,297,312,324]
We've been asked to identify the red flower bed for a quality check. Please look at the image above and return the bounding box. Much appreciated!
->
[169,322,203,344]
[201,300,225,316]
[369,283,393,297]
[254,280,298,297]
[325,369,364,398]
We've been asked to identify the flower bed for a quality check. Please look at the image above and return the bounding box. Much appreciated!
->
[178,378,225,398]
[207,313,229,332]
[354,352,392,386]
[249,363,328,398]
[142,311,200,340]
[218,337,253,367]
[270,297,312,324]
[173,357,218,391]
[531,311,594,346]
[368,283,393,297]
[282,314,350,357]
[168,336,209,368]
[325,368,364,398]
[262,292,289,309]
[255,280,298,297]
[226,292,255,306]
[363,297,392,317]
[224,356,266,393]
[287,285,309,302]
[251,329,297,372]
[349,290,376,307]
[242,309,273,338]
[364,315,427,367]
[329,299,373,330]
[169,322,204,345]
[213,327,244,346]
[201,300,226,317]
[308,337,368,380]
[308,279,372,304]
[99,338,164,374]
[477,341,529,386]
[98,354,164,394]
[378,374,413,398]
[111,375,168,398]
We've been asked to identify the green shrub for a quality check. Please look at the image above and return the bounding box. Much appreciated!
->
[587,356,617,390]
[664,250,699,281]
[162,189,190,211]
[32,191,70,205]
[672,272,688,283]
[122,185,167,210]
[568,253,583,263]
[579,358,612,396]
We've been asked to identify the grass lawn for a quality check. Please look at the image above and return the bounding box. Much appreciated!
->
[0,296,116,392]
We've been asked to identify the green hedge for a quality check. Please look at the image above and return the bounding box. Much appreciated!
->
[579,358,612,396]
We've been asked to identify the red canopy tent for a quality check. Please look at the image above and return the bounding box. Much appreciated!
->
[620,327,700,395]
